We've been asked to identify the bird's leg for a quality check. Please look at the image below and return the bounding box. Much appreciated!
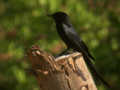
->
[55,48,69,58]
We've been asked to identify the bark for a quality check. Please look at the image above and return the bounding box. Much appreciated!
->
[27,45,97,90]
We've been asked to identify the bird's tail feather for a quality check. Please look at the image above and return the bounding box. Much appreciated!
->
[83,54,112,89]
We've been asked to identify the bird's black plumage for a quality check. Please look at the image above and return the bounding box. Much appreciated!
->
[49,12,111,88]
[50,12,94,60]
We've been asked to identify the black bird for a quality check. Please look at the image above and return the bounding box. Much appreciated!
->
[48,12,111,88]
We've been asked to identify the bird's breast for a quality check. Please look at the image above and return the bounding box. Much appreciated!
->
[56,24,71,47]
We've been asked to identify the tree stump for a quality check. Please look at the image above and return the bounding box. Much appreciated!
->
[27,45,97,90]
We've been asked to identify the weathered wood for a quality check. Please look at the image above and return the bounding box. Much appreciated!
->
[27,45,97,90]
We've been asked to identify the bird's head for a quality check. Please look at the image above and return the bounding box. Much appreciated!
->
[48,12,69,23]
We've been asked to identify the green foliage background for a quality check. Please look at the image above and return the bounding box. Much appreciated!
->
[0,0,120,90]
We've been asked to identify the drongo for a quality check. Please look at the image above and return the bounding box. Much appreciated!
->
[48,12,110,88]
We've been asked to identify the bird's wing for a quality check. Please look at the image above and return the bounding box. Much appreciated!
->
[62,25,110,88]
[63,24,95,60]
